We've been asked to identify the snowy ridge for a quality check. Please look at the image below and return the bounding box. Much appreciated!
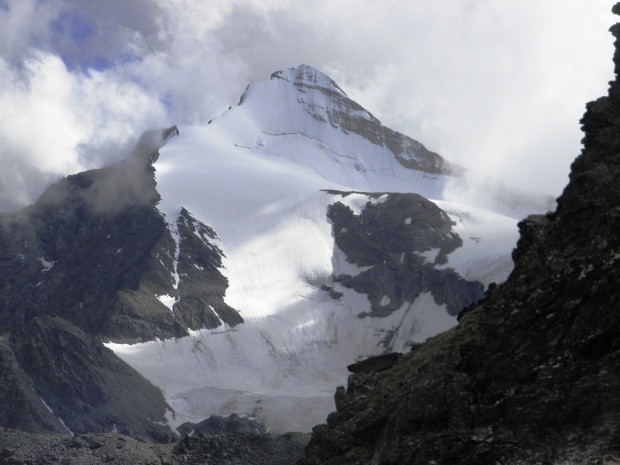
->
[108,65,520,433]
[271,64,350,99]
[432,200,519,287]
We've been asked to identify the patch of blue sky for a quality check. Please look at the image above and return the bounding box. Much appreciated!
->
[50,10,94,44]
[83,55,113,71]
[54,52,111,74]
[117,51,143,66]
[82,52,142,72]
[159,92,174,115]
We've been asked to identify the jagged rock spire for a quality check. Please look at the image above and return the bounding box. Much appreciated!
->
[558,3,620,215]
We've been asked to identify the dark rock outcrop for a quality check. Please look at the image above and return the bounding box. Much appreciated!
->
[172,208,243,331]
[327,191,484,326]
[0,127,241,439]
[346,353,402,375]
[300,6,620,465]
[0,131,241,342]
[10,316,174,442]
[177,414,266,437]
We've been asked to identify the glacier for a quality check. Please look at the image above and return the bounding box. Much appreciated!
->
[106,65,520,432]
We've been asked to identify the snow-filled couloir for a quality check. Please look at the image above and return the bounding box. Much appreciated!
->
[106,65,520,433]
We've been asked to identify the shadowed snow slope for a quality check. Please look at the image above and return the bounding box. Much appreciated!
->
[107,65,520,433]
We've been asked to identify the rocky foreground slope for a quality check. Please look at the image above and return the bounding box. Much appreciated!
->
[299,6,620,465]
[0,427,309,465]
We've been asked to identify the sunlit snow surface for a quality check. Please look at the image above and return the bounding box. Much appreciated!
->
[107,69,519,432]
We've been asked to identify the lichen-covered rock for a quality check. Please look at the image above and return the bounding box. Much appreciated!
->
[299,6,620,465]
[0,428,171,465]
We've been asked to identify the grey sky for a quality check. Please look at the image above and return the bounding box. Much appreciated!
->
[0,0,615,211]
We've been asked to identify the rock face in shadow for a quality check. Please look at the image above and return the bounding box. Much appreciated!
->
[299,7,620,465]
[0,135,241,342]
[0,127,241,439]
[327,191,484,322]
[9,316,175,442]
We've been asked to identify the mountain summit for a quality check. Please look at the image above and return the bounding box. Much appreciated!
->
[236,64,464,179]
[270,64,350,97]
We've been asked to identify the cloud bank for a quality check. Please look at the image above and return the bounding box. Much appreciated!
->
[0,0,615,211]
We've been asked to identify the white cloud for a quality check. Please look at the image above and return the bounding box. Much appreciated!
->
[0,0,616,210]
[0,50,166,211]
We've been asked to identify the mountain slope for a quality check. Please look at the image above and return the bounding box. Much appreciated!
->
[107,65,520,433]
[1,64,521,437]
[299,7,620,464]
[0,133,241,343]
[0,132,232,440]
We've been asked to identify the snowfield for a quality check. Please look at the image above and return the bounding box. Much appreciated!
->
[106,65,520,432]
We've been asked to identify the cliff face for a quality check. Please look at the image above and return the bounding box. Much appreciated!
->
[0,145,241,343]
[326,191,483,322]
[300,6,620,465]
[0,128,241,440]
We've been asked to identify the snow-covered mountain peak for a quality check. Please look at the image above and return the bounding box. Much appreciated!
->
[270,64,349,99]
[99,66,522,433]
[264,63,381,129]
[228,65,462,179]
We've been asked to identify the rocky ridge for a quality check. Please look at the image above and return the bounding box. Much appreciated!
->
[0,127,243,439]
[299,6,620,465]
[267,64,463,176]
